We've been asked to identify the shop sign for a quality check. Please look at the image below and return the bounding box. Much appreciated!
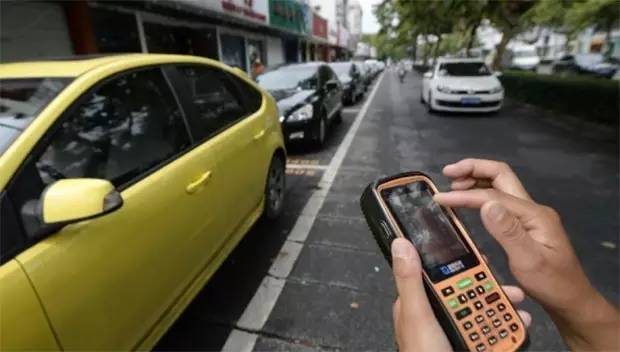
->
[312,13,327,39]
[269,0,308,34]
[221,0,269,24]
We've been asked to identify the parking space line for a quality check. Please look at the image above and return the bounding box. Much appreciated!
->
[222,72,386,352]
[286,163,328,170]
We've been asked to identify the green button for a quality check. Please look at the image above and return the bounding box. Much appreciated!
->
[447,299,459,309]
[456,277,473,289]
[484,281,494,291]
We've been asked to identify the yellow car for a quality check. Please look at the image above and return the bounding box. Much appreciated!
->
[0,54,286,350]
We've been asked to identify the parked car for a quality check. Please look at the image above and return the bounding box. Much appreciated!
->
[551,53,619,79]
[421,58,504,113]
[355,61,373,90]
[256,62,343,147]
[0,54,286,350]
[328,61,365,105]
[503,45,540,71]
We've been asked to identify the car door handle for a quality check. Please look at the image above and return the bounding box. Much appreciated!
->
[253,129,266,141]
[186,171,212,194]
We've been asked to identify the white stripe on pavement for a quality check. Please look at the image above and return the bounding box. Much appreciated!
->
[222,72,386,352]
[286,163,328,170]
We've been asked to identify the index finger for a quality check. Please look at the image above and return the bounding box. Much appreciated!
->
[443,159,531,200]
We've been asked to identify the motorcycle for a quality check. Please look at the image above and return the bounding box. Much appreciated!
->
[398,69,406,83]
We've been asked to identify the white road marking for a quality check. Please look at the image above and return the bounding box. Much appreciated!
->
[222,72,386,352]
[343,107,360,113]
[286,163,328,170]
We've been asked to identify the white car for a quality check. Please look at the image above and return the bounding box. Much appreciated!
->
[422,58,504,113]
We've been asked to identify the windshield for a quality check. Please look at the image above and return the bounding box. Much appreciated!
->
[329,63,352,76]
[0,78,71,156]
[438,62,491,77]
[256,67,318,91]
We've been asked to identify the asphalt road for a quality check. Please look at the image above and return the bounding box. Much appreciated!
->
[156,70,619,351]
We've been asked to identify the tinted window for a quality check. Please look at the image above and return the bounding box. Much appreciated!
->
[36,68,190,187]
[230,74,263,113]
[438,62,491,77]
[176,66,246,141]
[0,78,71,156]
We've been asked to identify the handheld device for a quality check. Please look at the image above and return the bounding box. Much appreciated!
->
[360,172,528,352]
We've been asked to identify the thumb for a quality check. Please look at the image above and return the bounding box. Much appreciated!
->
[480,201,536,267]
[391,238,435,320]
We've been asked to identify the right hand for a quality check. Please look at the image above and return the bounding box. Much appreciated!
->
[433,158,619,351]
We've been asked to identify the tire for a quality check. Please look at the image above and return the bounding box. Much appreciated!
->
[313,113,327,148]
[420,92,425,104]
[333,108,343,124]
[263,154,285,220]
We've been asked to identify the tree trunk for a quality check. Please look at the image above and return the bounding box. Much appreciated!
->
[422,35,430,67]
[493,27,515,70]
[432,35,442,66]
[466,22,480,57]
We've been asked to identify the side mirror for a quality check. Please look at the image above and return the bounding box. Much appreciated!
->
[326,80,339,91]
[494,71,503,77]
[423,71,432,79]
[40,178,123,224]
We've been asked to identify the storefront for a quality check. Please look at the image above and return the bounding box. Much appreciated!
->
[268,0,308,63]
[312,12,328,61]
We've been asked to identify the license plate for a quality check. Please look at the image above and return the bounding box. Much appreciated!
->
[461,97,481,105]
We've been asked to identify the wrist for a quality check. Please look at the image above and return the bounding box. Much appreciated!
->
[548,289,620,351]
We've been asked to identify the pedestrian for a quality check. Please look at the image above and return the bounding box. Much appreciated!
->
[390,158,620,352]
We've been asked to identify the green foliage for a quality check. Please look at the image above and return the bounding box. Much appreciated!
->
[500,71,619,125]
[565,0,620,35]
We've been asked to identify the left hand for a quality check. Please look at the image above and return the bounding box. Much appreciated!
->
[391,238,531,352]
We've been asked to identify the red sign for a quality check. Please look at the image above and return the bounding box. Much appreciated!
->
[222,0,267,23]
[312,13,327,39]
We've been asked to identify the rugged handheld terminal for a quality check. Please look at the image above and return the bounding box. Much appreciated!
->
[360,172,528,352]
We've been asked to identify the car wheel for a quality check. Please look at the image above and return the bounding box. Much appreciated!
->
[263,154,285,220]
[314,114,327,148]
[420,92,425,104]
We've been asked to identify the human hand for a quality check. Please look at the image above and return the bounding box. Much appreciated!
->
[391,238,531,352]
[434,158,619,351]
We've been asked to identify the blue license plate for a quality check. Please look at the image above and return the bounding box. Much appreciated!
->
[461,97,481,105]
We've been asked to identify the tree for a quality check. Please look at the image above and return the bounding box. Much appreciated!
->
[565,0,620,55]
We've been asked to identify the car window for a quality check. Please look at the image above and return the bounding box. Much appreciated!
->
[176,65,247,141]
[36,68,190,187]
[318,66,330,85]
[228,73,263,114]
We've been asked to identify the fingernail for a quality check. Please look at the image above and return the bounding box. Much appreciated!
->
[488,202,507,222]
[391,238,412,259]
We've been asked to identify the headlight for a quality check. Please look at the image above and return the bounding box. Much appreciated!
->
[279,115,285,123]
[490,85,503,94]
[287,104,313,122]
[436,85,452,93]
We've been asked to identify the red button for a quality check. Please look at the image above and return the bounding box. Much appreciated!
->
[485,292,500,304]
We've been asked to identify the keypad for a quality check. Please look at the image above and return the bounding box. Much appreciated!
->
[503,313,512,321]
[499,329,509,339]
[509,323,519,332]
[483,281,493,291]
[458,294,468,304]
[448,299,459,309]
[481,325,491,335]
[455,307,472,320]
[486,309,496,317]
[474,301,483,310]
[497,303,506,311]
[492,319,502,328]
[457,277,473,289]
[475,271,487,281]
[485,292,500,304]
[488,336,498,345]
[467,289,477,299]
[463,321,473,330]
[475,315,484,323]
[475,285,485,294]
[476,343,486,351]
[469,332,480,341]
[442,286,455,296]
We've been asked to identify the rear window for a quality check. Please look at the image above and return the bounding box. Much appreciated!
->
[0,78,71,156]
[438,63,491,77]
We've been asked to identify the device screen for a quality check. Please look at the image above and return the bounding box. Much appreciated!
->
[381,181,478,282]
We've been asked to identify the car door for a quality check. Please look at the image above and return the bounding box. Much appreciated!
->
[319,66,341,120]
[422,64,435,101]
[8,67,223,349]
[170,64,266,240]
